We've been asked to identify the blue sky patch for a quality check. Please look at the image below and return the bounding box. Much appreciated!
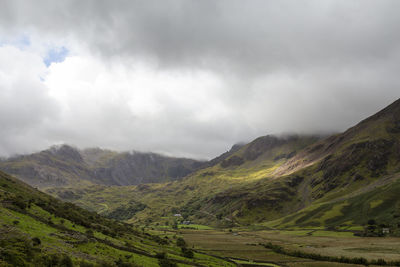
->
[43,46,69,67]
[0,34,30,49]
[17,35,31,47]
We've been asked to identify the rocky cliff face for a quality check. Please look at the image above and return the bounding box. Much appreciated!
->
[82,149,202,185]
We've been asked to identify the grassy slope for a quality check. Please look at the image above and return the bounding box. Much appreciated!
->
[0,171,234,267]
[266,172,400,230]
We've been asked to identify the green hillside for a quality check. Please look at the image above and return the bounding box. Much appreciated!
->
[0,170,234,266]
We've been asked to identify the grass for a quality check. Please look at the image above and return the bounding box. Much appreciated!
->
[311,230,354,237]
[0,206,59,245]
[318,202,348,224]
[77,242,160,266]
[178,224,213,230]
[232,259,280,266]
[277,230,312,236]
[370,199,384,209]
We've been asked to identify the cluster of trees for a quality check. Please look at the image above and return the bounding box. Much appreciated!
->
[359,219,390,237]
[156,253,177,267]
[176,237,194,258]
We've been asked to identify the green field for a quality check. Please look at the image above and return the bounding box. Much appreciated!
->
[181,228,400,267]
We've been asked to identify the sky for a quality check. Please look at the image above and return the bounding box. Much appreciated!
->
[0,0,399,159]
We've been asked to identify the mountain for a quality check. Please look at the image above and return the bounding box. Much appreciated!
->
[199,142,245,168]
[189,98,400,227]
[48,134,321,224]
[198,98,400,228]
[0,145,204,188]
[0,170,234,266]
[49,98,400,232]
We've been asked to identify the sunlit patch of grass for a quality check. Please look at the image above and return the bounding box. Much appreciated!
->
[178,224,213,230]
[369,199,383,209]
[233,259,280,266]
[311,230,355,237]
[0,207,59,245]
[278,230,312,236]
[318,202,348,224]
[77,242,159,266]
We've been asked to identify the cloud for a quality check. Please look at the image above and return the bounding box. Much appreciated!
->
[42,55,245,158]
[0,46,59,155]
[0,1,399,158]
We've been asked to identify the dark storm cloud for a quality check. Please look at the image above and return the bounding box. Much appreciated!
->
[1,0,399,74]
[0,0,399,158]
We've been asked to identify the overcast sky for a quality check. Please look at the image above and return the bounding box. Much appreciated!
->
[0,0,399,159]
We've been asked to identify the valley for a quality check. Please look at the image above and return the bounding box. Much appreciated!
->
[2,98,400,266]
[2,1,400,266]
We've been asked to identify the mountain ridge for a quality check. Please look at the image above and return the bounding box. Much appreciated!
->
[0,145,205,188]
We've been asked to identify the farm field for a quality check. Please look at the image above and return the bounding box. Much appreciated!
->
[181,229,400,266]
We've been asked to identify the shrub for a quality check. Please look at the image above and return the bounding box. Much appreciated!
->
[79,261,95,267]
[176,237,186,248]
[181,247,194,258]
[155,252,166,259]
[60,254,73,267]
[158,258,177,267]
[9,197,27,210]
[32,237,41,246]
[86,229,94,237]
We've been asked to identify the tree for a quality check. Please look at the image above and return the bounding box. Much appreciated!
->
[32,237,41,246]
[60,254,73,267]
[181,247,194,258]
[176,237,186,248]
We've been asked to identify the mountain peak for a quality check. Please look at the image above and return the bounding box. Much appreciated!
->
[357,98,400,126]
[48,144,83,162]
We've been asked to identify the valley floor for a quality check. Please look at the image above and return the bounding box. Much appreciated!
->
[175,228,400,267]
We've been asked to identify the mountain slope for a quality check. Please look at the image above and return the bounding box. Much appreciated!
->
[0,145,204,188]
[203,98,400,226]
[198,98,400,226]
[0,170,234,266]
[274,98,400,177]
